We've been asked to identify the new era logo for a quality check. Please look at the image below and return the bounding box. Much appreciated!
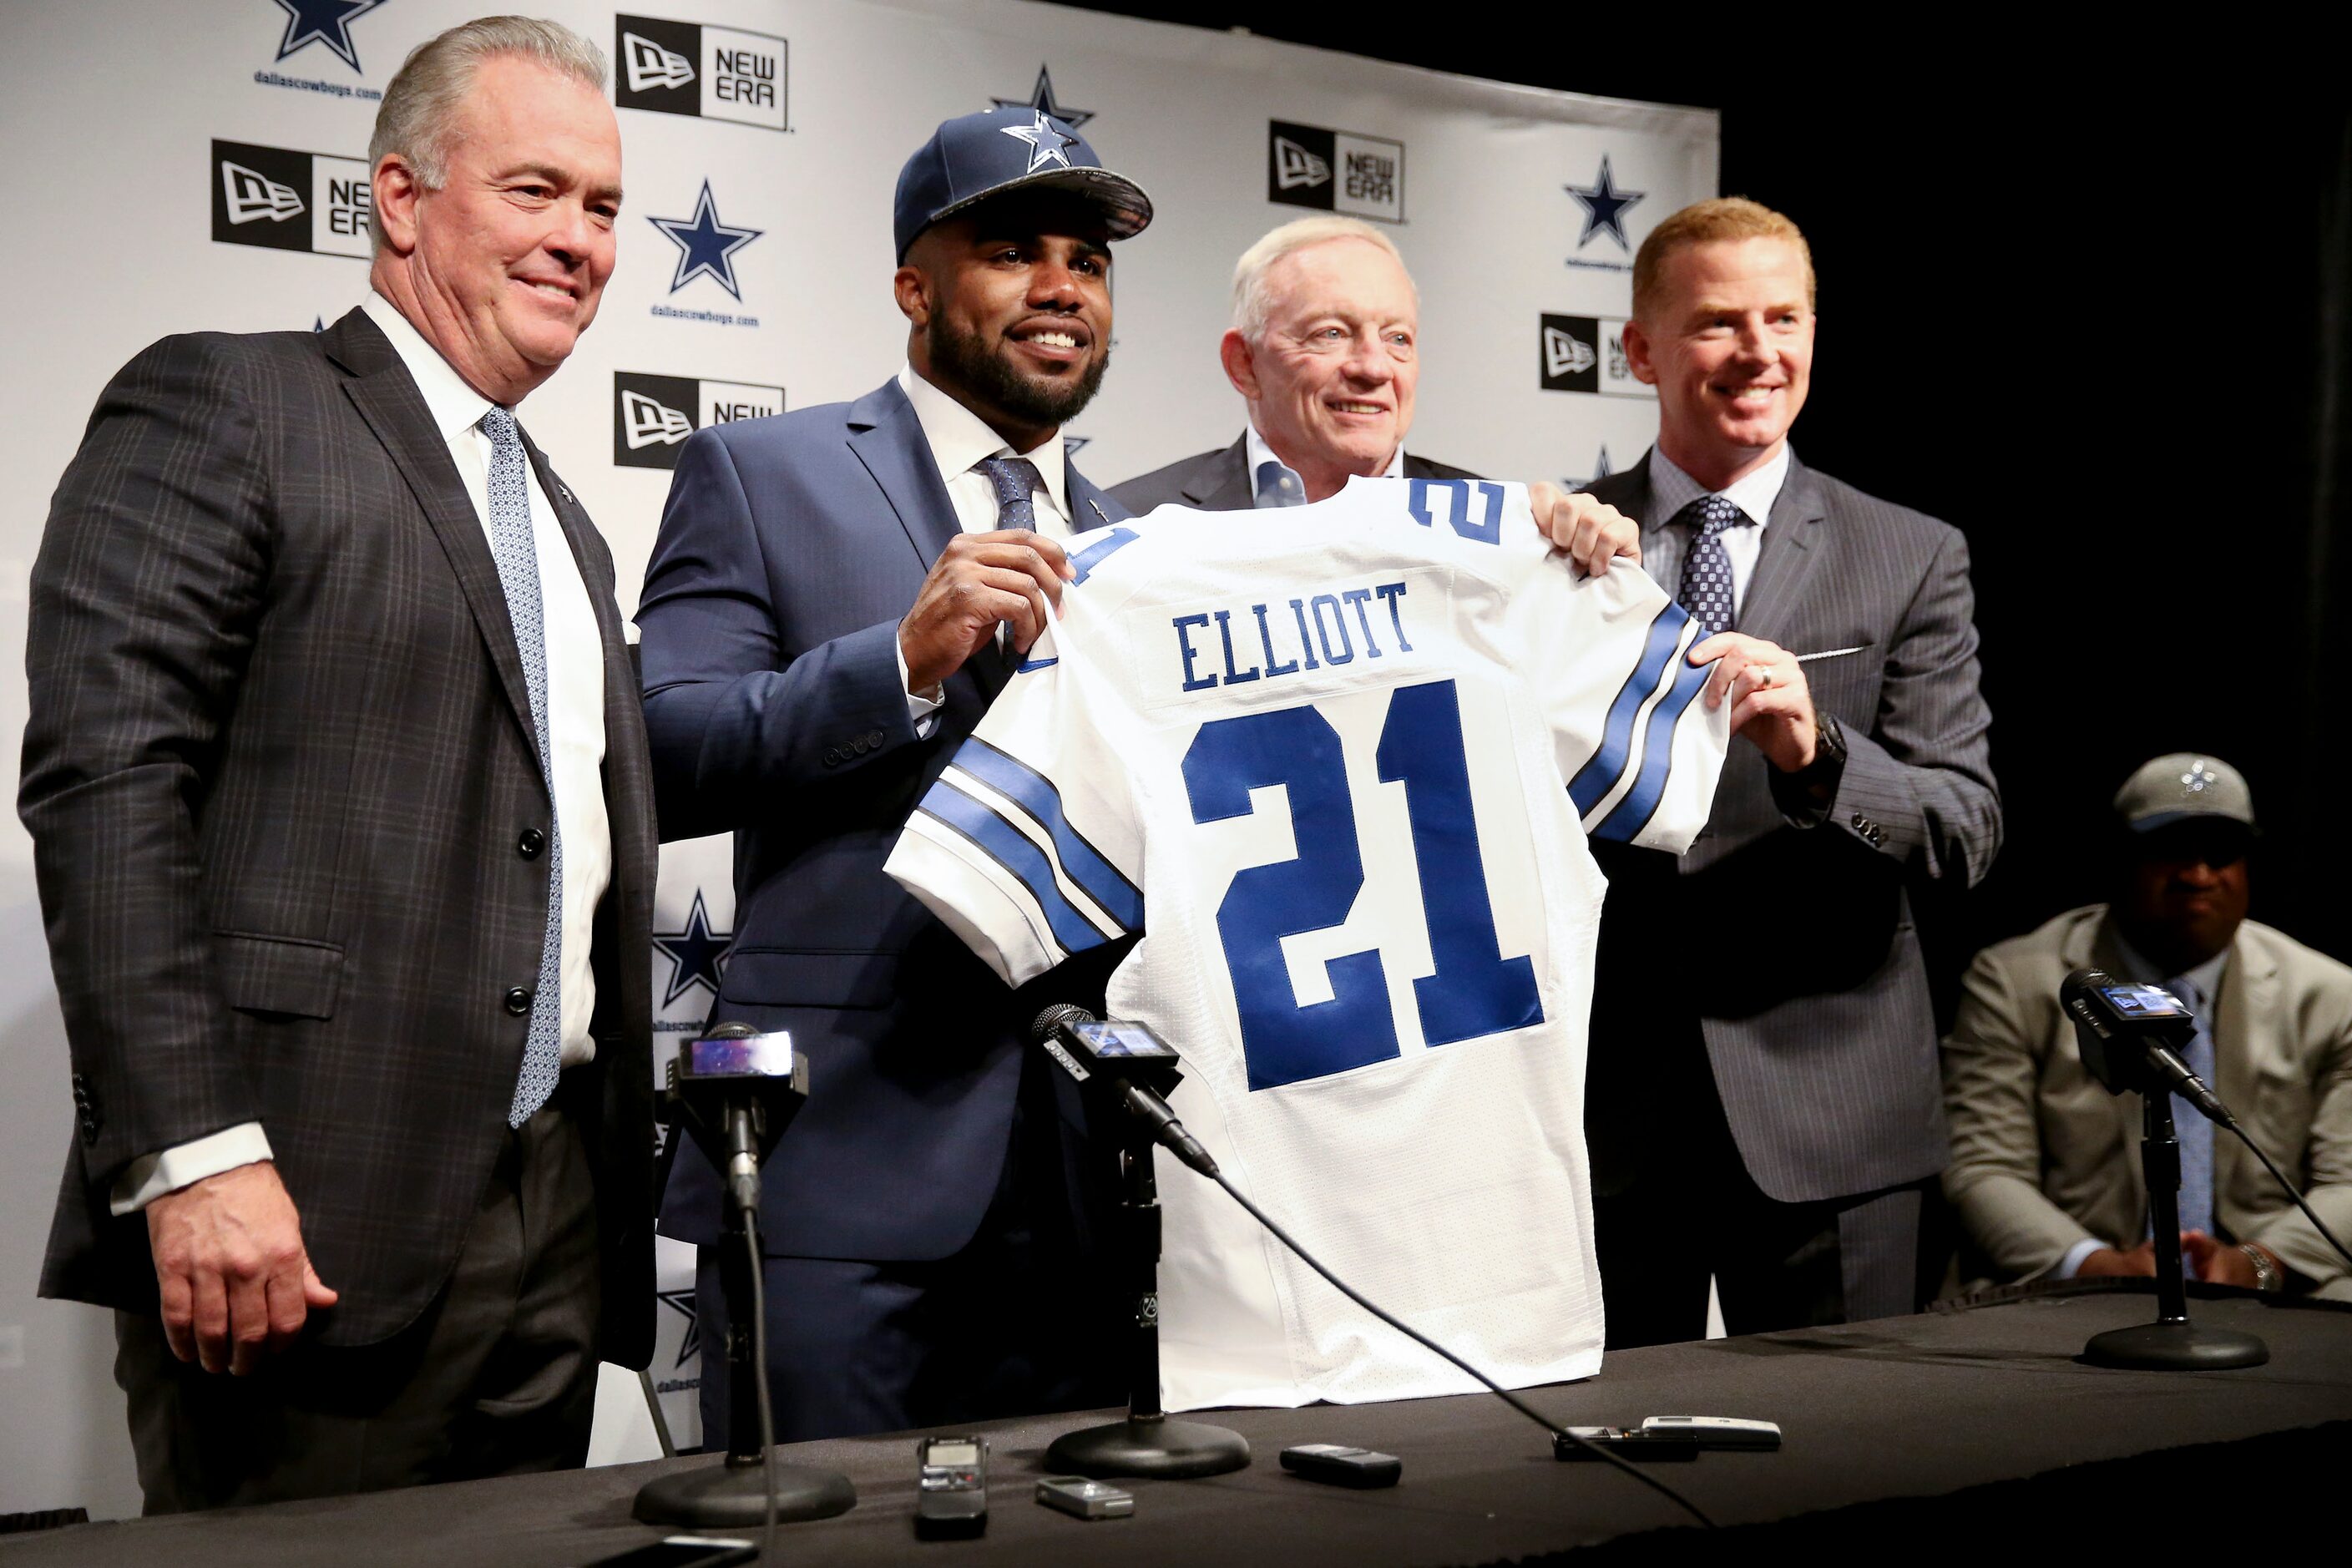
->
[210,139,370,257]
[623,31,695,92]
[1267,120,1404,222]
[1272,136,1330,190]
[222,162,303,225]
[614,373,785,469]
[615,14,787,130]
[1538,314,1652,398]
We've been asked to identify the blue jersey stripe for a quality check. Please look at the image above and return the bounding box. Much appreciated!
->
[1068,526,1139,584]
[1591,638,1711,842]
[1566,602,1687,815]
[913,781,1110,959]
[953,736,1145,931]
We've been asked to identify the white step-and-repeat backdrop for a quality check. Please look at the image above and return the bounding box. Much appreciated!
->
[0,0,1713,1517]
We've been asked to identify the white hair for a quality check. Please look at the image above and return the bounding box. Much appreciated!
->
[1230,216,1415,341]
[367,16,607,248]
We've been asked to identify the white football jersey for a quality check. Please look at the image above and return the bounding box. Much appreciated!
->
[885,477,1729,1410]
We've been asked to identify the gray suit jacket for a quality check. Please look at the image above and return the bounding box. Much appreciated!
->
[20,310,658,1359]
[1108,433,1480,513]
[1942,905,2352,1298]
[1582,453,2000,1204]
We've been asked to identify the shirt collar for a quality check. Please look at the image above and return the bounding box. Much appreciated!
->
[362,291,497,443]
[2108,919,2233,999]
[897,363,1070,520]
[1647,442,1792,531]
[1245,422,1404,505]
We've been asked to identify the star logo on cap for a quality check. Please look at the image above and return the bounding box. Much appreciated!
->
[647,181,764,301]
[1001,110,1080,174]
[992,64,1094,129]
[2181,759,2214,794]
[271,0,383,73]
[1565,154,1646,251]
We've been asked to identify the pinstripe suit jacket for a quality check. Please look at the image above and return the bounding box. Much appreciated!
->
[19,310,657,1361]
[637,378,1130,1262]
[1581,452,2000,1203]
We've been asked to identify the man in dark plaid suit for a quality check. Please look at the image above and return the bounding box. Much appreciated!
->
[18,19,655,1510]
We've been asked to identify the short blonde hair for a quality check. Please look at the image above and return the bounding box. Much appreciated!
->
[1231,216,1414,341]
[1631,197,1815,322]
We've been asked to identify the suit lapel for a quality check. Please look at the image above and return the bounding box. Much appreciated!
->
[328,310,538,746]
[1184,437,1258,512]
[1736,454,1831,648]
[1069,465,1129,533]
[845,380,961,572]
[2212,930,2277,1202]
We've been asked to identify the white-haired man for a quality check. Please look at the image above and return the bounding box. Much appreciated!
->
[21,18,653,1510]
[1112,216,1479,510]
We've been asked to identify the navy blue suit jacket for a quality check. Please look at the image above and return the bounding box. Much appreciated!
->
[638,377,1130,1262]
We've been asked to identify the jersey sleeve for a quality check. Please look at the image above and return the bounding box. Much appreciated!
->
[1522,556,1732,854]
[883,608,1147,989]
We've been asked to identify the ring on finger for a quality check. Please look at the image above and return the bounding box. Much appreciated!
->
[1754,665,1775,690]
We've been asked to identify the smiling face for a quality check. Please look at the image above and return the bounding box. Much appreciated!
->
[1224,238,1418,500]
[1623,236,1813,491]
[370,55,622,405]
[898,192,1114,451]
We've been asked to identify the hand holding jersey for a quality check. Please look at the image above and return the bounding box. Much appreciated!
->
[886,478,1731,1410]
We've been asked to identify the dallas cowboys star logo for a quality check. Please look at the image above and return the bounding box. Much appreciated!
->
[271,0,382,73]
[654,890,732,1009]
[992,64,1094,129]
[1565,154,1646,251]
[655,1287,701,1369]
[648,182,764,301]
[1562,445,1615,489]
[1001,110,1080,174]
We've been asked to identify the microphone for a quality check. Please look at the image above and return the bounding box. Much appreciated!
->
[1029,1004,1219,1178]
[2059,969,2234,1126]
[666,1020,811,1216]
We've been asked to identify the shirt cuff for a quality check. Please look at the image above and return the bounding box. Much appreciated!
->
[894,629,943,737]
[2053,1237,2106,1281]
[109,1123,275,1216]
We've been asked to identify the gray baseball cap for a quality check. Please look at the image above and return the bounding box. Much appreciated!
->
[2112,753,2257,834]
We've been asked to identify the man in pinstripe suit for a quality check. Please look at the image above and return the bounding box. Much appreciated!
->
[1578,199,2000,1344]
[19,21,655,1509]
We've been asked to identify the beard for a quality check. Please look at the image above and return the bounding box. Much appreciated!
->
[926,312,1110,430]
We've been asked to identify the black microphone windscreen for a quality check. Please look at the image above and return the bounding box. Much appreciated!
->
[704,1020,759,1039]
[1031,1002,1095,1044]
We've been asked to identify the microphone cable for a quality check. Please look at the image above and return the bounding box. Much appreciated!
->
[2217,1120,2352,1272]
[746,1224,781,1565]
[1207,1171,1717,1530]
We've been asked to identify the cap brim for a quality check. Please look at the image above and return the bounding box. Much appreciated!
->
[923,165,1153,245]
[2129,809,2258,836]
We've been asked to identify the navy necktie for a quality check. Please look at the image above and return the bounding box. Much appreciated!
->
[1671,493,1753,637]
[481,407,563,1129]
[974,456,1044,530]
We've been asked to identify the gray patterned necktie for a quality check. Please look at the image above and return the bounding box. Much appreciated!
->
[974,455,1043,529]
[481,406,563,1128]
[1672,493,1753,637]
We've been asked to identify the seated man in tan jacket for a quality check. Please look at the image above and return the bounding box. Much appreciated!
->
[1941,753,2352,1299]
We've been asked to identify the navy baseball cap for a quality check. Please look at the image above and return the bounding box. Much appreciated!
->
[893,106,1152,262]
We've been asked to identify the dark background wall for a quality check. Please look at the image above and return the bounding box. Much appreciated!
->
[1075,6,2352,974]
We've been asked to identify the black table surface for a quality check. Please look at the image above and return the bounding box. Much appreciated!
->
[12,1289,2350,1565]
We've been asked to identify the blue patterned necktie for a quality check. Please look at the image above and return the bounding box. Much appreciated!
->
[974,455,1044,530]
[1254,458,1306,508]
[481,407,564,1128]
[2164,975,2218,1254]
[1671,493,1753,636]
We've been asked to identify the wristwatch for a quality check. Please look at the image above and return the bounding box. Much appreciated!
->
[2239,1242,2284,1292]
[1791,712,1848,796]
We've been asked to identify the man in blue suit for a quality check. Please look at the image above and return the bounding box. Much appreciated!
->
[636,108,1150,1442]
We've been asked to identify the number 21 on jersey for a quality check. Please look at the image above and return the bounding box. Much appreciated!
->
[1181,676,1544,1091]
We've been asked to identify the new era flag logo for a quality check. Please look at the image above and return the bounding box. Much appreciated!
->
[623,31,695,92]
[222,162,304,225]
[1538,314,1652,397]
[615,373,785,469]
[1273,136,1330,190]
[621,389,695,448]
[1268,120,1404,222]
[1544,326,1596,381]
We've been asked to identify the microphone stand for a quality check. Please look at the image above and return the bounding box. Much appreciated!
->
[1044,1108,1249,1479]
[2081,1088,2268,1371]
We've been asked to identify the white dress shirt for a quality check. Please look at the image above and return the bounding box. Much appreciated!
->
[1640,442,1793,616]
[893,363,1076,731]
[1244,422,1404,506]
[110,294,611,1213]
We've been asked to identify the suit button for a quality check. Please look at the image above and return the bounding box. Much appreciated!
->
[504,986,533,1015]
[518,827,546,859]
[822,748,842,767]
[865,730,884,747]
